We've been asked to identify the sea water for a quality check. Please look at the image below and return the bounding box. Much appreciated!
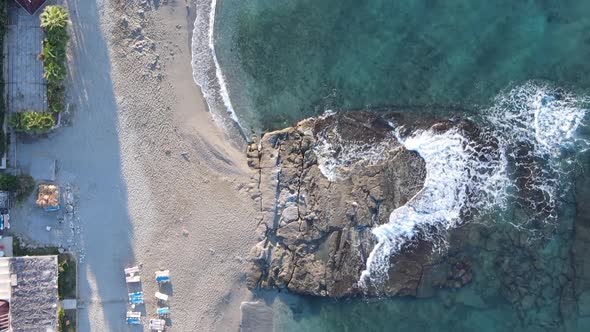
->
[210,0,590,131]
[192,0,590,331]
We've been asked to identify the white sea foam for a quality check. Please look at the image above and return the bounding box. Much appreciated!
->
[485,83,589,219]
[314,135,396,182]
[192,0,246,138]
[358,127,508,288]
[486,82,587,160]
[357,82,588,290]
[312,111,400,181]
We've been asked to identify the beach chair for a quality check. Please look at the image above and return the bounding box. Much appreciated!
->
[157,307,170,316]
[124,266,141,283]
[155,291,169,302]
[149,318,166,331]
[126,311,141,325]
[155,270,170,283]
[128,291,144,305]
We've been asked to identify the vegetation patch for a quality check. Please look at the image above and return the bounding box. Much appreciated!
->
[58,253,76,299]
[9,112,56,134]
[12,237,59,256]
[40,6,69,113]
[0,173,35,202]
[0,174,18,192]
[15,174,35,202]
[0,2,7,157]
[58,307,76,332]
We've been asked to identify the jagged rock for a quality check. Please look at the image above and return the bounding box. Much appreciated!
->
[246,111,463,297]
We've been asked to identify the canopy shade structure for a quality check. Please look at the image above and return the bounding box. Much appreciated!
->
[36,184,60,211]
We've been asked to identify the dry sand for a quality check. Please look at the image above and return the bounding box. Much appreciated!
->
[11,0,259,331]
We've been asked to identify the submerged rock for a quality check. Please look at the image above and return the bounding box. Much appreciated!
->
[246,111,472,297]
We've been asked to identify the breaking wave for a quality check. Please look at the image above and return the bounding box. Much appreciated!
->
[485,83,589,221]
[314,131,398,182]
[189,11,588,287]
[192,0,246,140]
[339,82,589,290]
[357,125,510,288]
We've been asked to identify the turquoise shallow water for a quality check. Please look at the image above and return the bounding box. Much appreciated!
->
[263,204,585,332]
[215,0,590,131]
[208,0,590,331]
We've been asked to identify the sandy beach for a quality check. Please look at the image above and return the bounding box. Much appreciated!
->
[10,0,258,330]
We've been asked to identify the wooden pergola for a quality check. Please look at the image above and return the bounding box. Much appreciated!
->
[13,0,47,15]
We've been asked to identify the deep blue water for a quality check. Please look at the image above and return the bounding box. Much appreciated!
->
[207,0,590,331]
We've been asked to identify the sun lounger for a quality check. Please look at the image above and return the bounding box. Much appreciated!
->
[126,311,141,325]
[124,266,141,283]
[157,307,170,315]
[155,291,169,302]
[149,318,166,331]
[126,275,141,283]
[129,291,144,305]
[155,270,170,283]
[125,266,140,274]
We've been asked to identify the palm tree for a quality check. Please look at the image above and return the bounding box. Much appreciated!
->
[40,6,69,32]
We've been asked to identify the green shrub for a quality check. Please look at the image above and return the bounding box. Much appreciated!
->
[40,6,69,32]
[58,253,76,299]
[47,82,65,113]
[40,6,69,113]
[0,131,5,158]
[8,114,19,129]
[16,174,35,202]
[0,174,35,201]
[10,112,56,134]
[43,60,67,83]
[58,307,64,330]
[0,174,19,192]
[0,2,6,151]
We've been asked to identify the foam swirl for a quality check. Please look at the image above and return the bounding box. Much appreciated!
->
[357,83,588,290]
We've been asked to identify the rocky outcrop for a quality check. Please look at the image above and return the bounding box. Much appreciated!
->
[245,112,471,297]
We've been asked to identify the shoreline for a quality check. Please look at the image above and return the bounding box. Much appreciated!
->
[6,1,590,332]
[10,0,258,331]
[102,0,259,330]
[192,0,250,145]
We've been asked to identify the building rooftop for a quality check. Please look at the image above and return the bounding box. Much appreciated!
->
[13,0,48,15]
[8,256,59,331]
